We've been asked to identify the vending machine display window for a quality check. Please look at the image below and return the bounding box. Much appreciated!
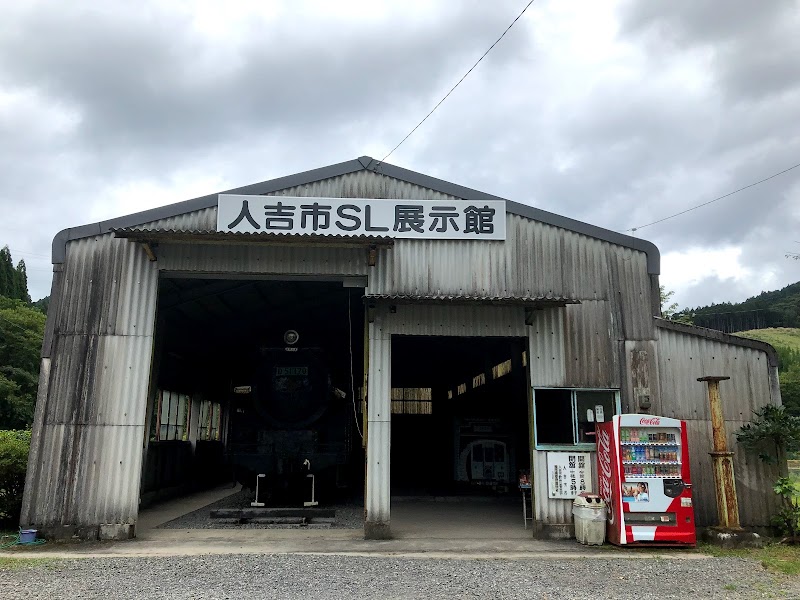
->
[533,389,621,450]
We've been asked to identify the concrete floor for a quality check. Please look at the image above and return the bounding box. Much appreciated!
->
[391,496,532,540]
[137,483,243,530]
[4,488,706,560]
[138,486,533,541]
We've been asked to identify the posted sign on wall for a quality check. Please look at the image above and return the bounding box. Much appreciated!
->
[547,452,593,499]
[217,195,506,240]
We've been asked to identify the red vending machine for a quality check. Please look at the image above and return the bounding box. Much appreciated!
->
[596,414,696,546]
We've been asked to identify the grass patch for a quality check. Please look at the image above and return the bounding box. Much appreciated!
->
[0,556,58,570]
[737,328,800,350]
[699,542,800,576]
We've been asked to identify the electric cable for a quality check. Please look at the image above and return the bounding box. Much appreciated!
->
[376,0,536,166]
[4,248,50,260]
[627,161,800,233]
[348,291,364,441]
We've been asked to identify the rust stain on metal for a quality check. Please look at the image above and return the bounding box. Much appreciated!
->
[710,451,740,528]
[699,376,741,529]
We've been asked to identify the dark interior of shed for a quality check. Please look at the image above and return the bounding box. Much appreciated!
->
[390,335,530,497]
[142,276,365,506]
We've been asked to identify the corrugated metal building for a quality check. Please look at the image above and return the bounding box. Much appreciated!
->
[21,156,781,540]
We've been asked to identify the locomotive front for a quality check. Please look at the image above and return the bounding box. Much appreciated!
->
[227,329,353,504]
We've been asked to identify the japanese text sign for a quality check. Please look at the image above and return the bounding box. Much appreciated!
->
[546,451,593,499]
[217,195,506,240]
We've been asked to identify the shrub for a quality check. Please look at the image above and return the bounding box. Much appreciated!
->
[0,430,31,525]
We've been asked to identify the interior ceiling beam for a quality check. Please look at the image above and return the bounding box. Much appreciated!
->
[159,280,256,310]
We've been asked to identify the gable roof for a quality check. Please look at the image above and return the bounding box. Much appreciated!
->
[52,155,660,274]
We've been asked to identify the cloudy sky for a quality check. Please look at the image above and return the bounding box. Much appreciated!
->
[1,0,798,307]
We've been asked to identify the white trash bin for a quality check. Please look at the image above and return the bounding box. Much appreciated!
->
[572,493,606,546]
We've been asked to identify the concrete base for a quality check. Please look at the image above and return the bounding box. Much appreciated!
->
[700,526,766,548]
[99,524,136,541]
[29,523,135,541]
[364,521,392,540]
[533,521,574,540]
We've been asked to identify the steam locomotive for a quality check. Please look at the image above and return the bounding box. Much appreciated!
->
[226,330,356,504]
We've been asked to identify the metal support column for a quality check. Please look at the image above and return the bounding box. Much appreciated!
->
[365,313,392,539]
[697,375,741,529]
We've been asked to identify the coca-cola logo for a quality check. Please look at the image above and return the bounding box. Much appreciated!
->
[597,429,615,525]
[640,417,660,426]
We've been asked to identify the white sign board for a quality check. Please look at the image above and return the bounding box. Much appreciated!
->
[217,195,506,240]
[547,451,593,499]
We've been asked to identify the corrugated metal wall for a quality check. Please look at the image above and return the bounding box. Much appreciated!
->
[656,326,781,527]
[381,304,527,337]
[528,308,567,387]
[156,243,369,277]
[21,235,158,537]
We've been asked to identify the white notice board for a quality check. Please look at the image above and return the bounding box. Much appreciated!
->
[546,452,593,499]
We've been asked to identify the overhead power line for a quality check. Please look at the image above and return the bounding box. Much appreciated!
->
[377,0,536,166]
[628,161,800,233]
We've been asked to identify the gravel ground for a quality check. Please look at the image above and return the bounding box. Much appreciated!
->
[0,554,796,599]
[157,490,364,529]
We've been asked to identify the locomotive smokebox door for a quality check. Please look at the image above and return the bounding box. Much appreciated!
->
[256,348,329,429]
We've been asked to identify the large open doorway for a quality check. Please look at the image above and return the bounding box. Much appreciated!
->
[140,276,365,521]
[389,335,532,538]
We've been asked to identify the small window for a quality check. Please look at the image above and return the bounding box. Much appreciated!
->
[534,388,620,449]
[198,399,222,441]
[473,444,484,461]
[391,388,433,415]
[534,389,573,445]
[154,390,191,441]
[576,391,616,444]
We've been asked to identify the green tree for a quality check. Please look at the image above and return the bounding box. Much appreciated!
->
[660,286,693,324]
[0,296,45,428]
[33,296,50,316]
[14,259,30,303]
[0,247,13,298]
[0,430,31,525]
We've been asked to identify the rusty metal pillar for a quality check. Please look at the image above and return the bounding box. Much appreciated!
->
[697,376,741,529]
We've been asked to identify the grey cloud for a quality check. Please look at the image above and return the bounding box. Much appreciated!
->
[0,2,521,173]
[1,0,798,307]
[619,0,800,104]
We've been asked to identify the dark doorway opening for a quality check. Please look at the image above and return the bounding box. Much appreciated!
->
[390,336,531,497]
[141,276,365,510]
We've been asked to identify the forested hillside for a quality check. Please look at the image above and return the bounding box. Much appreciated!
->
[0,246,45,428]
[678,281,800,333]
[737,328,800,417]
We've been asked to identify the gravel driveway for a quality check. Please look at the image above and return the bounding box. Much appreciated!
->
[0,553,795,599]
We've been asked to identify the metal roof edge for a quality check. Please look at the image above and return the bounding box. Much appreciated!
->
[51,155,660,275]
[364,158,659,275]
[363,157,508,201]
[506,201,661,275]
[51,157,366,263]
[654,317,779,368]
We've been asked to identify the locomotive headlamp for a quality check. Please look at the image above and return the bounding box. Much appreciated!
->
[284,330,300,345]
